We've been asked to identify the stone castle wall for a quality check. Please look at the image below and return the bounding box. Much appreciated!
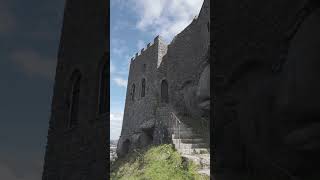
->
[165,0,210,141]
[117,0,210,156]
[118,36,168,154]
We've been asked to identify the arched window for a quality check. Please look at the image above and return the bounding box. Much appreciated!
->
[131,84,135,101]
[98,60,109,114]
[68,70,81,128]
[141,78,146,97]
[161,80,168,103]
[143,64,146,73]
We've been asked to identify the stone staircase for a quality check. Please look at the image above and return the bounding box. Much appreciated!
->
[169,113,210,177]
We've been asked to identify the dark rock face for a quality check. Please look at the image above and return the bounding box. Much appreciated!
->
[213,0,320,179]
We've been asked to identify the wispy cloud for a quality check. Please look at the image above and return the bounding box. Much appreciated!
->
[112,77,128,88]
[110,37,131,74]
[110,60,128,77]
[131,0,204,42]
[112,20,133,32]
[110,112,124,140]
[110,112,123,122]
[11,49,56,80]
[111,0,128,10]
[111,38,129,58]
[110,61,116,73]
[112,47,127,57]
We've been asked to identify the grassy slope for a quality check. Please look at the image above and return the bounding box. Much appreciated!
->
[111,144,209,180]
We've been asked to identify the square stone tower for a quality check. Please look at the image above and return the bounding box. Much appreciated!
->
[117,36,168,157]
[41,0,109,179]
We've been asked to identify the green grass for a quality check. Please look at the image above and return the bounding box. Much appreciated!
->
[110,144,209,180]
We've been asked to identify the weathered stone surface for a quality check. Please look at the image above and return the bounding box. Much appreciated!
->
[140,118,155,130]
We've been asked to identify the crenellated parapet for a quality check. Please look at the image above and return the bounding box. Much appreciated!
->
[130,35,165,62]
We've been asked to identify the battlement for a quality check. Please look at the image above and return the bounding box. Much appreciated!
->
[130,35,165,62]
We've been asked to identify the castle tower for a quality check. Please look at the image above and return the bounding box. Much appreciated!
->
[117,36,168,157]
[41,0,109,179]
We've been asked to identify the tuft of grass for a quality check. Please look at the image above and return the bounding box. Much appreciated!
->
[110,144,209,180]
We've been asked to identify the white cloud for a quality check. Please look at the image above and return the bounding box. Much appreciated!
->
[110,112,123,122]
[11,49,56,80]
[110,39,130,81]
[111,0,128,10]
[112,20,133,32]
[110,112,124,140]
[111,38,129,58]
[112,77,128,88]
[124,55,131,63]
[131,0,204,42]
[110,61,116,73]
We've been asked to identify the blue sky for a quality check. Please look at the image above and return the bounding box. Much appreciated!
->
[110,0,204,140]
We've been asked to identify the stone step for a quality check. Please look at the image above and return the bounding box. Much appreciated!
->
[172,132,193,137]
[181,154,210,168]
[171,132,194,138]
[173,128,193,133]
[172,133,202,139]
[169,124,192,129]
[175,142,208,149]
[175,146,210,155]
[172,138,205,144]
[175,123,192,129]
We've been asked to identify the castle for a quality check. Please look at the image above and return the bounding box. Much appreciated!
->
[117,0,210,161]
[41,0,210,179]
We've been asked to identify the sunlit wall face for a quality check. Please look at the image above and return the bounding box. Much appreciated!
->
[109,0,204,141]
